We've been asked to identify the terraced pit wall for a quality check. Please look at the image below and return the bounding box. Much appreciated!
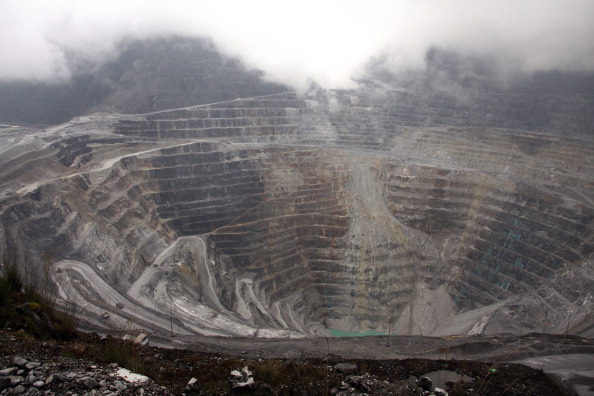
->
[0,92,592,336]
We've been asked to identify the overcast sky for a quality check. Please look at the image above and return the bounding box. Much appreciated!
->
[1,0,593,89]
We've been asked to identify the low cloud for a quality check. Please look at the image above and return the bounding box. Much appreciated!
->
[1,0,593,89]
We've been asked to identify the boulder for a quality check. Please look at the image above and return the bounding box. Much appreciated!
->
[334,363,358,375]
[416,376,432,391]
[184,377,201,395]
[229,366,254,389]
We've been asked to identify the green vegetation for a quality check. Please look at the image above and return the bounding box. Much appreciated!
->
[63,335,146,374]
[329,328,387,337]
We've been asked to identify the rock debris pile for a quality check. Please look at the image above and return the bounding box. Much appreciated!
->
[0,355,173,396]
[333,373,451,396]
[0,329,581,395]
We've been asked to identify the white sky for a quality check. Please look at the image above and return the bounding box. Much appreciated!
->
[1,0,593,89]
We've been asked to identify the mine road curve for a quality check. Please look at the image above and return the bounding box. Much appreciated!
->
[52,259,197,336]
[52,252,305,338]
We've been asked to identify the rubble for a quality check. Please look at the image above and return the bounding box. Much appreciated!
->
[0,355,173,396]
[0,330,580,395]
[229,366,254,389]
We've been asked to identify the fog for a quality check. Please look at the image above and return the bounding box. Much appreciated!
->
[1,0,593,89]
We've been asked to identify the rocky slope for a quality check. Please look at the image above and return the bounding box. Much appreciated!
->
[2,329,587,396]
[0,37,592,340]
[0,353,173,396]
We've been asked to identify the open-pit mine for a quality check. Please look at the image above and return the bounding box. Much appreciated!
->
[0,38,592,341]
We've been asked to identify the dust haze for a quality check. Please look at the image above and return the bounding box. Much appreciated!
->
[1,0,593,90]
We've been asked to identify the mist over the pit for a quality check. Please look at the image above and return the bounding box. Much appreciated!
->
[1,0,593,90]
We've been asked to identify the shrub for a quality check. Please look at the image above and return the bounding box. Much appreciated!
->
[0,252,77,340]
[90,337,145,373]
[2,259,23,292]
[0,278,10,306]
[0,259,21,307]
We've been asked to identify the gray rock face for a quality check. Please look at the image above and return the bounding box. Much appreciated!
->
[0,39,592,339]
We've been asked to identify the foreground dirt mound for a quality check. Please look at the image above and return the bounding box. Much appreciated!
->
[0,330,576,395]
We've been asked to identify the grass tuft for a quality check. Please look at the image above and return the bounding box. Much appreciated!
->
[0,253,77,340]
[0,259,23,306]
[91,337,145,373]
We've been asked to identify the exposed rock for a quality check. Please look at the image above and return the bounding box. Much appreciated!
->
[24,361,40,370]
[8,375,23,385]
[184,377,201,395]
[0,37,592,341]
[32,380,44,388]
[114,380,127,392]
[0,352,174,396]
[416,376,432,391]
[12,357,27,368]
[134,332,148,345]
[0,367,16,376]
[0,329,584,395]
[434,387,448,396]
[84,377,99,389]
[229,366,254,389]
[44,373,58,385]
[117,368,150,383]
[339,373,413,395]
[334,363,358,375]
